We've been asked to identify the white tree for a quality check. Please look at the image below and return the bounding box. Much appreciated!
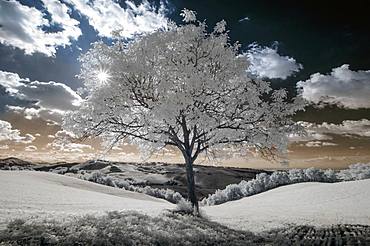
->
[63,9,305,214]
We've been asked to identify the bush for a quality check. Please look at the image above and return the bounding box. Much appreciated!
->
[50,167,69,174]
[0,165,34,171]
[173,199,194,215]
[86,171,116,187]
[337,163,370,181]
[0,211,266,245]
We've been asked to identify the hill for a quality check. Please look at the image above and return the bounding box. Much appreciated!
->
[204,179,370,233]
[0,171,173,228]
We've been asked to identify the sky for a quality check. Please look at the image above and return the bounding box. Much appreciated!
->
[0,0,369,168]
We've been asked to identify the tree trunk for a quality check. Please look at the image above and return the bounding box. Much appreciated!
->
[184,157,199,215]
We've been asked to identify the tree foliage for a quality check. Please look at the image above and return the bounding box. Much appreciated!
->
[63,9,305,212]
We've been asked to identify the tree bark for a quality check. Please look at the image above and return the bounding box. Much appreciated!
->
[184,156,199,215]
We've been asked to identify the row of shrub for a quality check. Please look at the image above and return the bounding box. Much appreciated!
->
[201,163,370,206]
[0,165,34,171]
[77,171,185,204]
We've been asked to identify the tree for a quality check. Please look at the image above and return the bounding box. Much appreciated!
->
[63,9,305,215]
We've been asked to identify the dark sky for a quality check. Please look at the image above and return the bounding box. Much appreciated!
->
[169,0,370,123]
[1,0,370,118]
[0,0,369,166]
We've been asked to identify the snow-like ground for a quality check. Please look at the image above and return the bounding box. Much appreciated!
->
[1,171,370,234]
[0,171,174,228]
[204,179,370,233]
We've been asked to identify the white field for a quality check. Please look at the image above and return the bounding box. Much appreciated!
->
[204,179,370,233]
[0,171,174,228]
[1,171,369,233]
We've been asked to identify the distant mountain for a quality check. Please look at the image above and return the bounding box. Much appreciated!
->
[0,157,35,168]
[70,160,111,171]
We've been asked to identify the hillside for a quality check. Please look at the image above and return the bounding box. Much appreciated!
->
[1,158,271,199]
[1,170,370,234]
[0,171,174,228]
[204,179,370,233]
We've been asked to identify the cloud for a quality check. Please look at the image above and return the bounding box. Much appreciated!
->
[0,120,21,142]
[0,70,82,122]
[0,120,35,143]
[291,119,370,142]
[16,81,82,112]
[6,106,40,120]
[297,64,370,109]
[0,0,81,56]
[246,44,303,79]
[238,16,250,22]
[65,0,168,39]
[304,141,338,148]
[47,141,93,153]
[46,130,92,153]
[25,145,38,152]
[54,130,77,139]
[0,145,9,150]
[315,119,370,137]
[0,71,24,91]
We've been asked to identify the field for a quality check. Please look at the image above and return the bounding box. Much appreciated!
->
[0,162,370,245]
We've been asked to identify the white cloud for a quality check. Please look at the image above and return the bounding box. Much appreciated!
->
[305,141,322,148]
[25,145,38,152]
[65,0,168,39]
[0,145,9,150]
[0,120,23,142]
[291,119,370,142]
[289,121,332,142]
[315,119,370,137]
[54,130,77,139]
[112,146,123,151]
[0,71,24,91]
[0,0,81,56]
[297,65,370,109]
[20,134,36,144]
[0,120,34,144]
[47,141,92,153]
[246,44,303,79]
[305,141,338,148]
[46,130,92,153]
[322,142,338,146]
[238,16,250,22]
[1,70,82,122]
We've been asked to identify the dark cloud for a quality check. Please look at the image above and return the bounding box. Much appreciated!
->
[0,70,82,122]
[0,85,33,113]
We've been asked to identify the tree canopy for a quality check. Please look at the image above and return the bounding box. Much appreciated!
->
[63,9,305,213]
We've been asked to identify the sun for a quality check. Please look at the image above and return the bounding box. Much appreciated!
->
[97,70,110,82]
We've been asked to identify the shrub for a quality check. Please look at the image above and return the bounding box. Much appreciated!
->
[173,199,194,215]
[86,171,116,187]
[337,163,370,181]
[50,167,69,174]
[0,211,266,245]
[78,171,186,204]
